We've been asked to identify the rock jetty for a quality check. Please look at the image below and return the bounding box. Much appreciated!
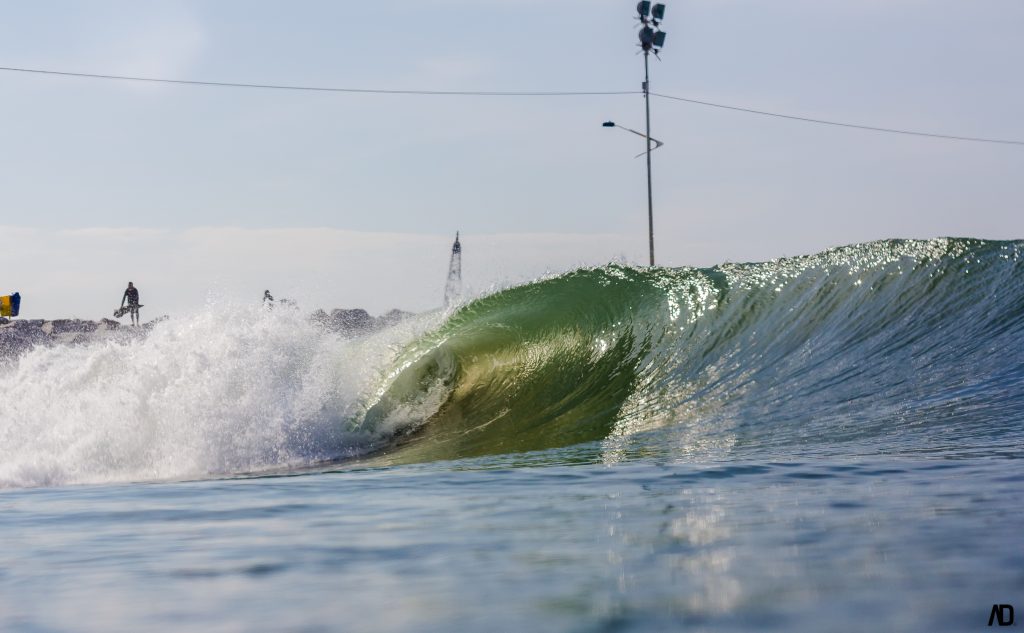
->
[310,308,411,335]
[0,308,412,360]
[0,318,145,359]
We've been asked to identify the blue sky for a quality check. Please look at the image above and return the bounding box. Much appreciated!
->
[1,0,1022,318]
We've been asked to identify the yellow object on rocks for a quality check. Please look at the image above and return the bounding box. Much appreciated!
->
[1,292,22,317]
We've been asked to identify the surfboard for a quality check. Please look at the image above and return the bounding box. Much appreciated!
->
[113,305,144,318]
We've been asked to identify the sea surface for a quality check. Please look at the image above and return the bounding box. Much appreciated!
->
[1,238,1022,632]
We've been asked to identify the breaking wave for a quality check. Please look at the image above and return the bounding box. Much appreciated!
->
[2,238,1022,487]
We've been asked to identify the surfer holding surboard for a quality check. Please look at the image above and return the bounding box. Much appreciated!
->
[117,281,142,326]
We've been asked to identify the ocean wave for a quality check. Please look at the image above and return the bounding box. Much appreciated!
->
[2,238,1022,487]
[358,238,1024,464]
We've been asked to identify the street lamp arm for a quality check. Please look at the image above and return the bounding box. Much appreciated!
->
[606,123,665,158]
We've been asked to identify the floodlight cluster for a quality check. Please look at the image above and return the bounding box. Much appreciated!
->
[636,1,667,54]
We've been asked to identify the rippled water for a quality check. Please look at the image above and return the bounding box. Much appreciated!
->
[2,442,1021,632]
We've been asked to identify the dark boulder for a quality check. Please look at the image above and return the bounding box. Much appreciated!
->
[311,307,412,336]
[331,309,373,332]
[49,319,98,334]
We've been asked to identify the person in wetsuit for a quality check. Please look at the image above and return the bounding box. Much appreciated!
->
[121,281,141,326]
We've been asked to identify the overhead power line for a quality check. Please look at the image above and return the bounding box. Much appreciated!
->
[0,65,633,96]
[2,64,1022,146]
[650,92,1024,147]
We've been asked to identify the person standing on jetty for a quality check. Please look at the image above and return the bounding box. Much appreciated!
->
[121,281,141,326]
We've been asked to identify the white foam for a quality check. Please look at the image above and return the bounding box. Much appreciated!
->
[0,303,440,488]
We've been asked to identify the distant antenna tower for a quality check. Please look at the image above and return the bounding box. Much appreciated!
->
[444,232,462,307]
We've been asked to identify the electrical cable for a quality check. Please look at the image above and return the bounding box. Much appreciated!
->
[2,65,1022,146]
[0,65,634,96]
[651,92,1024,146]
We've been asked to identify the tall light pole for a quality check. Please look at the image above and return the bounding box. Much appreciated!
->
[637,2,666,266]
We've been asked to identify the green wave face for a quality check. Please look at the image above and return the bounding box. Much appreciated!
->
[356,238,1024,465]
[359,265,682,463]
